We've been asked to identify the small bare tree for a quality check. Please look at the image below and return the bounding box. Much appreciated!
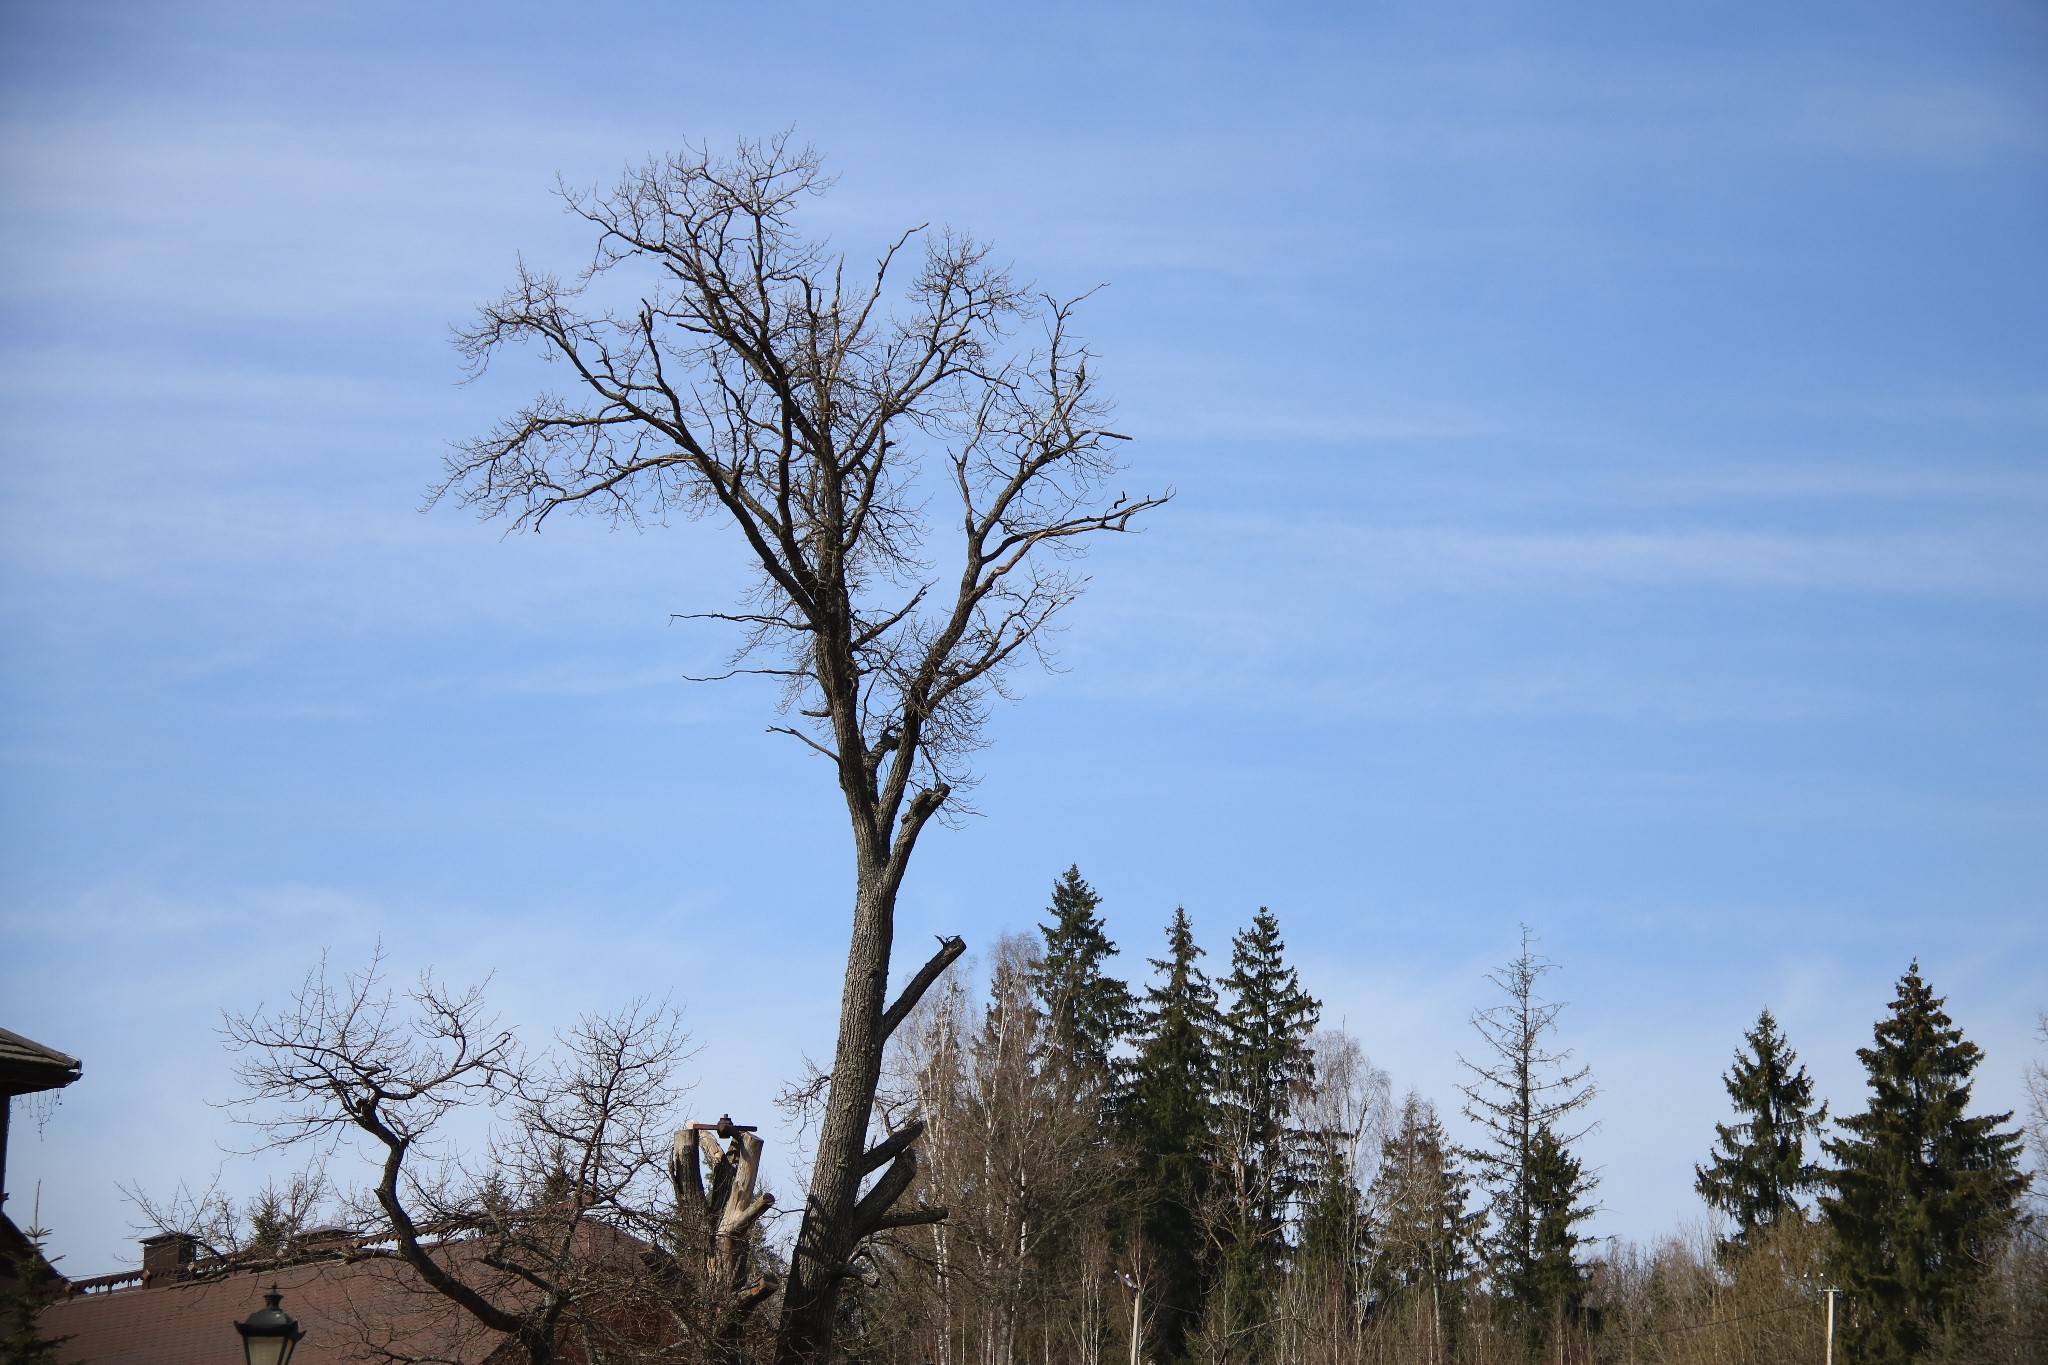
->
[126,1167,331,1268]
[1279,1029,1389,1363]
[217,951,694,1365]
[2028,1011,2048,1176]
[435,133,1167,1363]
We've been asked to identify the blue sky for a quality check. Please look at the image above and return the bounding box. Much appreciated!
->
[2,1,2043,1273]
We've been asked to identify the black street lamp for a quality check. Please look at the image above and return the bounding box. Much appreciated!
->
[235,1284,305,1365]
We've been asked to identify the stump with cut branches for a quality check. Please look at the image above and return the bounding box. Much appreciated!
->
[672,1116,778,1360]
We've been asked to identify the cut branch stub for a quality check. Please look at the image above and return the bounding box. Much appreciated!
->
[879,936,966,1042]
[859,1118,925,1177]
[872,1204,947,1233]
[717,1130,774,1241]
[671,1126,708,1207]
[849,1147,918,1243]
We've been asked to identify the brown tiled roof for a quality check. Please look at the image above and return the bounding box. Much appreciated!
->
[40,1256,518,1365]
[0,1026,82,1098]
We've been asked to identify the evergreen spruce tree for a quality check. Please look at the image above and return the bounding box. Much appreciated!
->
[1216,908,1323,1228]
[1,1225,70,1365]
[1366,1091,1483,1363]
[1208,907,1321,1361]
[1457,927,1596,1359]
[1282,1160,1368,1365]
[1694,1008,1828,1256]
[1124,907,1222,1365]
[1030,865,1137,1089]
[1294,1150,1368,1305]
[1512,1123,1597,1355]
[1821,961,2028,1364]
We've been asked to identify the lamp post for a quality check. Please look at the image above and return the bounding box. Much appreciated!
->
[235,1284,304,1365]
[1116,1271,1143,1365]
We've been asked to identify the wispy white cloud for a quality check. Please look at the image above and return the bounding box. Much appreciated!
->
[1351,524,2047,594]
[1138,514,2048,604]
[1787,78,2048,165]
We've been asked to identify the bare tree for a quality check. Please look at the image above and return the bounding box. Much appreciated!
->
[2028,1011,2048,1178]
[435,133,1167,1363]
[867,938,1123,1365]
[1278,1029,1389,1364]
[215,950,695,1365]
[126,1167,331,1268]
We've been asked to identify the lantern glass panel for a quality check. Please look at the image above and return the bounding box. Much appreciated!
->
[242,1335,293,1365]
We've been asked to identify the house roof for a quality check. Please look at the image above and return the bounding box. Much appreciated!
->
[40,1256,519,1365]
[0,1026,82,1098]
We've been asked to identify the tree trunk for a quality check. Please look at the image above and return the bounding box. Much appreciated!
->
[778,872,896,1363]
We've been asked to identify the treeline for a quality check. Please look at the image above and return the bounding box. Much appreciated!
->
[828,868,2042,1365]
[66,872,2042,1365]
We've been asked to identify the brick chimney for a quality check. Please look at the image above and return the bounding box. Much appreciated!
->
[140,1231,195,1281]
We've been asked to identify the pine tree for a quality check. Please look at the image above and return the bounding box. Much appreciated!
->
[1030,865,1137,1089]
[1207,907,1321,1361]
[1216,908,1322,1227]
[1694,1008,1828,1256]
[1124,908,1221,1365]
[1366,1091,1482,1364]
[1294,1153,1367,1307]
[1,1224,71,1365]
[1457,927,1596,1356]
[1821,961,2028,1364]
[1512,1123,1597,1355]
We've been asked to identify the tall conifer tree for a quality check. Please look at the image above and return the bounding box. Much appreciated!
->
[1030,865,1137,1088]
[1458,928,1596,1357]
[1366,1092,1482,1363]
[1125,908,1222,1365]
[1207,908,1321,1361]
[1694,1008,1827,1255]
[1510,1124,1597,1354]
[1216,908,1323,1227]
[1821,961,2027,1364]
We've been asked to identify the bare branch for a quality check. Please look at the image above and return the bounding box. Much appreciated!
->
[858,1118,927,1178]
[849,1149,919,1242]
[880,936,967,1043]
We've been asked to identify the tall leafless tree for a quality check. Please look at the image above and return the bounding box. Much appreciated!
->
[434,134,1167,1363]
[1276,1029,1388,1364]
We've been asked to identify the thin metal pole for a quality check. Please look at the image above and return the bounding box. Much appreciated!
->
[1129,1281,1142,1365]
[1824,1288,1836,1365]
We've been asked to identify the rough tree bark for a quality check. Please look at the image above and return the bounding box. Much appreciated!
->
[435,134,1167,1363]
